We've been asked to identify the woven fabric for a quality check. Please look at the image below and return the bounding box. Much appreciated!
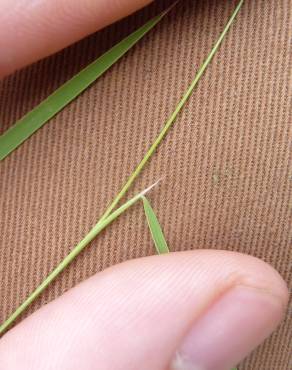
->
[0,0,291,368]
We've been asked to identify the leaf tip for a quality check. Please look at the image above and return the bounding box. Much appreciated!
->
[139,178,162,197]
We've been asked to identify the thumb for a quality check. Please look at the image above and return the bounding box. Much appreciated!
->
[0,250,288,370]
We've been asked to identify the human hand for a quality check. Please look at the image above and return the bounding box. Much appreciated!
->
[0,2,288,370]
[0,251,288,370]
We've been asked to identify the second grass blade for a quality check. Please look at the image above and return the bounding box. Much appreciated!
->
[142,196,169,254]
[0,9,171,161]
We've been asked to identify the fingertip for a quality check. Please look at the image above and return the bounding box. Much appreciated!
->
[0,0,154,77]
[167,251,288,370]
[119,250,288,307]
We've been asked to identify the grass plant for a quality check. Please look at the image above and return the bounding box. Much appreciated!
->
[0,2,244,355]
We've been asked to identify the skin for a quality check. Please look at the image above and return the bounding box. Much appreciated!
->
[0,1,289,369]
[0,0,152,77]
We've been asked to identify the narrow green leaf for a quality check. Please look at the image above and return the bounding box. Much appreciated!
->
[142,196,169,254]
[0,181,159,335]
[98,0,245,223]
[0,10,170,161]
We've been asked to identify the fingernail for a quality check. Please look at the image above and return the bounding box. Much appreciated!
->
[171,286,285,370]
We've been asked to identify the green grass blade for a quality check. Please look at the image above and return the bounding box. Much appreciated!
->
[0,11,170,161]
[142,196,169,254]
[98,0,244,223]
[0,181,159,335]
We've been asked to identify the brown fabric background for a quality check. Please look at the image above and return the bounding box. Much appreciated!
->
[0,0,291,368]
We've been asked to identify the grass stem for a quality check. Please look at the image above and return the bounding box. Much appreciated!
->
[98,0,244,222]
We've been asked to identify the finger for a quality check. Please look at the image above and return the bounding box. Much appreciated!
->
[0,250,288,370]
[0,0,153,78]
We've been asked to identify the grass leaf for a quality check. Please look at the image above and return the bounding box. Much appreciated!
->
[98,0,244,223]
[142,196,169,254]
[0,10,171,161]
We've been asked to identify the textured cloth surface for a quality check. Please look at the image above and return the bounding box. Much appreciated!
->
[0,0,291,368]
